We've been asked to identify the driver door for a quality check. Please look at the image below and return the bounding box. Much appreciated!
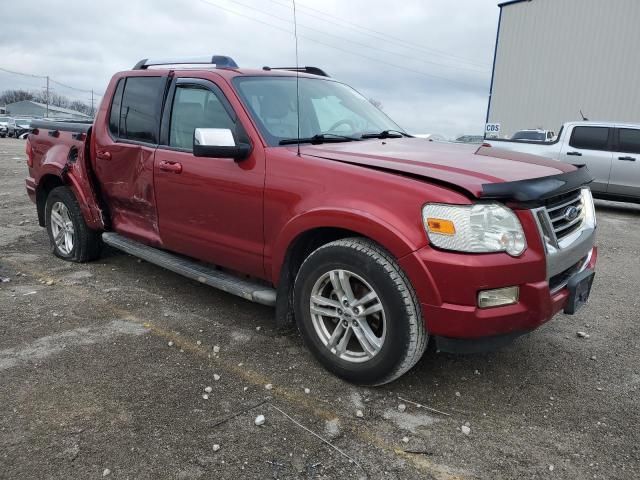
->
[154,78,265,278]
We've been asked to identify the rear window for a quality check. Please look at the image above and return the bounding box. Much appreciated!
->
[569,126,610,151]
[512,131,546,141]
[117,76,165,143]
[618,128,640,154]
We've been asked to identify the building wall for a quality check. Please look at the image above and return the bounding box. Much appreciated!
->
[488,0,640,138]
[6,102,47,117]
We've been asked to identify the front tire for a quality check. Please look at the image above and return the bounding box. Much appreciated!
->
[45,186,102,262]
[294,238,428,385]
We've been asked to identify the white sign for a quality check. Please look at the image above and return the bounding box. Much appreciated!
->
[485,123,501,138]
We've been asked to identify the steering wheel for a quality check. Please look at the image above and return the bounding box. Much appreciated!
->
[326,119,357,133]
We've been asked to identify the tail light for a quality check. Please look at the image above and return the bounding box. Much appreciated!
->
[25,140,34,168]
[481,142,492,147]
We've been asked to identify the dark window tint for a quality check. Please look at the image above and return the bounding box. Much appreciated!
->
[120,76,164,143]
[169,86,235,150]
[569,126,609,151]
[108,79,125,136]
[618,129,640,154]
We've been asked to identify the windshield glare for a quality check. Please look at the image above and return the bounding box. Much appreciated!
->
[234,77,403,145]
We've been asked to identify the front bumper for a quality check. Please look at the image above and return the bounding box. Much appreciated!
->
[398,216,597,341]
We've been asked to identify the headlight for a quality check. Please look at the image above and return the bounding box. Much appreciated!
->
[581,187,596,228]
[422,203,527,256]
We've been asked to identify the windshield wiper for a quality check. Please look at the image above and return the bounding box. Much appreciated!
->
[360,129,411,139]
[279,133,361,145]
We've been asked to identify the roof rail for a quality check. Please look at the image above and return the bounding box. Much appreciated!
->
[262,66,330,77]
[133,55,239,70]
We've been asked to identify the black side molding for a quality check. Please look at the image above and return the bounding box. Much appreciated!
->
[480,165,594,204]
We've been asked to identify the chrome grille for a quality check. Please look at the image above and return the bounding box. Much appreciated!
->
[543,189,584,241]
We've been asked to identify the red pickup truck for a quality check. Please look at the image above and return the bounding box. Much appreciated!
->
[25,55,597,385]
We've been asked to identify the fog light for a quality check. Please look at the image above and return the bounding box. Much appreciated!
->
[477,286,519,308]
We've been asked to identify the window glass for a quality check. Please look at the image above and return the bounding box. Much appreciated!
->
[512,131,546,141]
[120,76,164,143]
[108,79,124,136]
[618,129,640,154]
[234,77,403,146]
[569,126,609,151]
[169,86,235,150]
[311,95,369,134]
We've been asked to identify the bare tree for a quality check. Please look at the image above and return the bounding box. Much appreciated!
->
[0,89,35,105]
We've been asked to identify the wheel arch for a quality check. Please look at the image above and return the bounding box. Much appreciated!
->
[271,208,426,328]
[36,168,103,231]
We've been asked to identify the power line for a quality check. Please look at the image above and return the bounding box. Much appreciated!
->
[197,0,487,89]
[218,0,489,75]
[0,66,104,97]
[267,0,492,69]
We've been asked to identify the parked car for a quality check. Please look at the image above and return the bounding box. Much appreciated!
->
[0,116,10,138]
[454,135,484,144]
[485,121,640,203]
[25,55,597,385]
[510,129,555,142]
[8,118,33,138]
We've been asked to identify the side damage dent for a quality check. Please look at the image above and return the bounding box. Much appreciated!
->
[38,135,105,230]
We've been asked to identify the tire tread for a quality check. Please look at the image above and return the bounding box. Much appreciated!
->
[299,237,428,385]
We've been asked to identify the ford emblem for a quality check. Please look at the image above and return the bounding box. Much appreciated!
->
[563,206,579,222]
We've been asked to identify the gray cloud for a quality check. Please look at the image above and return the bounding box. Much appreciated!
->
[0,0,498,137]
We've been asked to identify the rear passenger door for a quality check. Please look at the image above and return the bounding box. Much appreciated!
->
[93,75,166,246]
[560,126,613,194]
[608,127,640,198]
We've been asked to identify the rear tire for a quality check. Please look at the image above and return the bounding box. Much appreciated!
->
[45,186,102,262]
[294,238,427,385]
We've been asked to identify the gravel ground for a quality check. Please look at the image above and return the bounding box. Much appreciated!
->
[0,137,638,479]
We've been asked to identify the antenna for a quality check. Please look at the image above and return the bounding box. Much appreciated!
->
[292,0,301,157]
[580,109,589,121]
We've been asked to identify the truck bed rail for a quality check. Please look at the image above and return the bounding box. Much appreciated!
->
[30,119,93,134]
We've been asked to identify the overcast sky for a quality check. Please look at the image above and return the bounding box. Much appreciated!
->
[0,0,499,138]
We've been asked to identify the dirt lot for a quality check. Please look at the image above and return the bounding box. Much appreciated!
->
[0,136,638,480]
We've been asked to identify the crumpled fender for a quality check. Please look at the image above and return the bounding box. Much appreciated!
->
[38,133,105,230]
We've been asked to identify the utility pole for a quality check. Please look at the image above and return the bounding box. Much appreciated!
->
[91,90,94,117]
[45,76,50,117]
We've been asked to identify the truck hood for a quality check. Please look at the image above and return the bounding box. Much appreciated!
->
[301,138,578,200]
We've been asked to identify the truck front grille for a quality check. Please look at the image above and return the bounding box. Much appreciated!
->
[543,189,584,242]
[548,253,589,293]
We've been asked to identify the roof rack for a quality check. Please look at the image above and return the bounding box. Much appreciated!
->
[262,66,330,77]
[133,55,238,70]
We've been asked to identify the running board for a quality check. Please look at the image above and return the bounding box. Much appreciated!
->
[102,232,277,307]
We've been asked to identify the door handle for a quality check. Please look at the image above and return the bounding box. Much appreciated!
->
[96,150,111,161]
[618,156,636,161]
[566,151,582,156]
[159,160,183,173]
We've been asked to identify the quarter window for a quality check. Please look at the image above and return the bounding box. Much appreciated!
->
[569,126,610,151]
[108,79,125,137]
[119,76,165,143]
[169,85,235,150]
[618,129,640,154]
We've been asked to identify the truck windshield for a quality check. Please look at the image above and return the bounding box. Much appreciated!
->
[511,131,546,141]
[233,76,404,146]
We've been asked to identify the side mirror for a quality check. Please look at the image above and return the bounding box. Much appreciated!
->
[193,128,251,161]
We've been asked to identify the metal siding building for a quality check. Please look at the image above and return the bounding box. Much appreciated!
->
[5,100,90,120]
[487,0,640,138]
